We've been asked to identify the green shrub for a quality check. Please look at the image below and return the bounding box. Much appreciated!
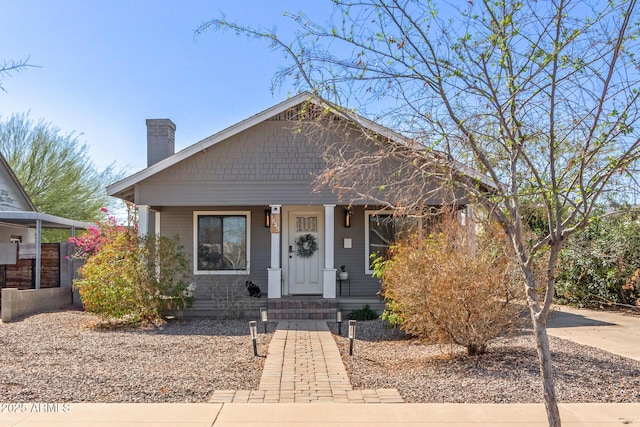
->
[376,216,523,356]
[348,304,379,321]
[556,208,640,308]
[72,206,192,323]
[380,298,404,328]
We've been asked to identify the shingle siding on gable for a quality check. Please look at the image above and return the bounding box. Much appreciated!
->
[159,121,323,181]
[135,121,337,206]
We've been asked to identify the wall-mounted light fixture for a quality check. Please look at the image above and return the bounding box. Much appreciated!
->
[344,207,352,228]
[264,209,271,228]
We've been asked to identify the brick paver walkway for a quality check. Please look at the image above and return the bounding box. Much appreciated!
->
[209,320,404,403]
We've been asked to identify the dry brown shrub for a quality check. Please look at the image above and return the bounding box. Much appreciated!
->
[379,215,523,355]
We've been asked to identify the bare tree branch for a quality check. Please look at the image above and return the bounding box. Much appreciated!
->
[202,1,640,424]
[0,57,33,92]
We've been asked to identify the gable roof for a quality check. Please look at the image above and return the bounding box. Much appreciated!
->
[107,92,495,202]
[107,92,413,201]
[0,152,37,212]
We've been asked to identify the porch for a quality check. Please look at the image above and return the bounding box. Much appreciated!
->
[140,203,387,305]
[187,296,384,320]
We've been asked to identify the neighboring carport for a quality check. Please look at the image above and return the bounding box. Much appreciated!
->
[0,211,91,289]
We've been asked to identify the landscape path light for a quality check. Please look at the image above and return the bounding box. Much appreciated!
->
[348,320,356,356]
[249,321,258,357]
[261,308,268,333]
[336,309,343,335]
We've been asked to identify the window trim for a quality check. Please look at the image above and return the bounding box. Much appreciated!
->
[193,210,251,275]
[364,210,422,274]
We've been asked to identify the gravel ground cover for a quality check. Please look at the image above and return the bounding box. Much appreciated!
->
[3,310,640,404]
[329,320,640,403]
[0,310,270,403]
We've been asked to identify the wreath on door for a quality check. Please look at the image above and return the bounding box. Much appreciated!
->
[296,234,318,258]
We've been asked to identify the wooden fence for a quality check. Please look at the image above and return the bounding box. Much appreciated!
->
[0,243,61,304]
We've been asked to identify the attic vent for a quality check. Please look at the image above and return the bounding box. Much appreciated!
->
[268,104,341,121]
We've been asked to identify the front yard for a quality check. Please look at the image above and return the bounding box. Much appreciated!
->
[330,320,640,403]
[1,310,639,403]
[0,310,269,402]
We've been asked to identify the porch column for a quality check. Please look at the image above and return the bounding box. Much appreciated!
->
[138,205,150,236]
[154,210,161,278]
[322,204,337,298]
[267,205,282,299]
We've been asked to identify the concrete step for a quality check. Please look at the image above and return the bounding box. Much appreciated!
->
[267,298,338,320]
[267,308,337,320]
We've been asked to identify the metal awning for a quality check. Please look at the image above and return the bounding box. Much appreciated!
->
[0,211,92,230]
[0,211,92,289]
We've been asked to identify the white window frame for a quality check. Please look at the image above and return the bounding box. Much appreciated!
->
[364,210,422,274]
[193,210,251,275]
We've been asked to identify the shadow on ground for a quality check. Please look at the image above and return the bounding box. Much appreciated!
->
[547,310,616,328]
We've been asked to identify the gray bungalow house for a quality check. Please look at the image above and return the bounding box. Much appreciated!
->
[107,93,472,317]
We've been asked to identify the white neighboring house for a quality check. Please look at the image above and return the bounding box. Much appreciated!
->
[0,153,37,244]
[0,152,91,289]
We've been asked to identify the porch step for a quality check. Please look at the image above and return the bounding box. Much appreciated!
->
[184,299,266,319]
[267,298,338,320]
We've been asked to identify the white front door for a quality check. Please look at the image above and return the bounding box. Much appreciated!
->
[287,209,324,295]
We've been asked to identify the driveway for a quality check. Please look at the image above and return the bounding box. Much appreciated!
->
[547,305,640,361]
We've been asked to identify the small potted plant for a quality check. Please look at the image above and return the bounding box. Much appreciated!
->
[339,265,349,280]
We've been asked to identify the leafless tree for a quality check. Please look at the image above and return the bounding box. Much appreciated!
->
[202,1,640,424]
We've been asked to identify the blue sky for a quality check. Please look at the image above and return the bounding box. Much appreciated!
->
[0,0,335,175]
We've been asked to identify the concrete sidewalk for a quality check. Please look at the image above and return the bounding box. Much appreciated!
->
[2,402,639,426]
[547,305,640,361]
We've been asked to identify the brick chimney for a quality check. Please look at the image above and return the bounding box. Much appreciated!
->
[146,119,176,167]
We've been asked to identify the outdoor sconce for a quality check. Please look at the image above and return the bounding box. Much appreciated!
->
[336,309,343,335]
[249,321,258,356]
[261,308,268,334]
[348,320,357,356]
[264,209,271,228]
[344,207,352,228]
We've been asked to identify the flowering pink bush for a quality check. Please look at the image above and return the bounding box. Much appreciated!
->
[69,205,137,259]
[70,203,191,322]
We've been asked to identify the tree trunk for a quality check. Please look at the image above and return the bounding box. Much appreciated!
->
[524,266,562,427]
[530,309,561,426]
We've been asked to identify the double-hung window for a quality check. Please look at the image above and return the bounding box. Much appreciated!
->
[365,210,420,273]
[194,211,250,274]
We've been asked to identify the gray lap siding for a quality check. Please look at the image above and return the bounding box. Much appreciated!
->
[157,205,381,300]
[158,206,270,300]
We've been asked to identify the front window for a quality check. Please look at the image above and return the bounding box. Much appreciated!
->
[194,211,250,274]
[365,211,419,273]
